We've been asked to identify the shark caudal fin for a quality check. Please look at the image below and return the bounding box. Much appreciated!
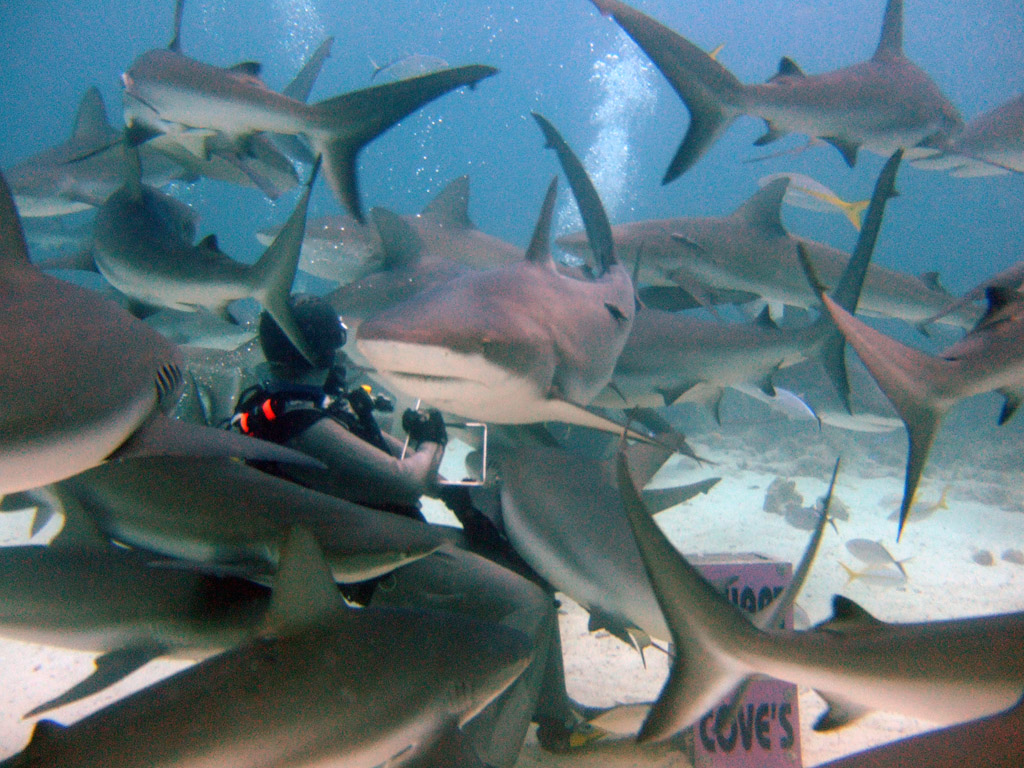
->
[799,150,903,412]
[307,65,497,222]
[615,447,754,741]
[249,158,320,365]
[820,293,948,540]
[590,0,744,182]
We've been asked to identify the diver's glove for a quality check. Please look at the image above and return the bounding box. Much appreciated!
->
[402,408,448,446]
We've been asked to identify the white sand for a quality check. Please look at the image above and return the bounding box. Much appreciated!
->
[1,407,1022,766]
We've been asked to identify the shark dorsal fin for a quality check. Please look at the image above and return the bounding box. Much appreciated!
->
[25,720,68,758]
[422,175,473,229]
[72,87,114,145]
[754,304,778,330]
[229,61,263,78]
[0,171,31,273]
[371,206,424,270]
[918,270,948,294]
[818,595,884,634]
[168,0,185,52]
[776,56,805,78]
[197,233,222,254]
[262,526,341,636]
[873,0,904,60]
[532,112,617,274]
[733,179,788,236]
[524,177,558,268]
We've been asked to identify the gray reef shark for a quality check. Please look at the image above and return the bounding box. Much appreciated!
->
[122,0,497,220]
[0,168,314,495]
[818,280,1024,538]
[912,92,1024,177]
[557,176,977,330]
[587,0,961,178]
[498,442,719,647]
[594,148,904,416]
[615,448,1024,742]
[0,489,269,717]
[0,526,531,768]
[137,37,335,198]
[257,175,522,285]
[815,694,1024,768]
[93,157,320,362]
[356,113,637,435]
[4,87,185,218]
[59,455,451,583]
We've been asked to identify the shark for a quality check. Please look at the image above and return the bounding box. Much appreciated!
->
[814,694,1024,768]
[136,37,335,198]
[615,447,1024,742]
[59,455,452,584]
[816,279,1024,538]
[912,92,1024,177]
[0,168,318,495]
[0,488,270,717]
[593,148,904,417]
[257,175,522,285]
[0,526,532,768]
[4,87,185,218]
[586,0,962,178]
[497,441,720,647]
[93,153,320,362]
[556,176,977,330]
[356,113,637,435]
[122,1,497,220]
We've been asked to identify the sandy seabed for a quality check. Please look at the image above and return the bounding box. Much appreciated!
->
[1,399,1022,767]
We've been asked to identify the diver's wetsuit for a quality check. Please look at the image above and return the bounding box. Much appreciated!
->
[232,369,444,520]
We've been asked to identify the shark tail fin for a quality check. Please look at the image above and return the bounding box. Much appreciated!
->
[307,65,497,222]
[249,158,320,365]
[590,0,743,182]
[820,293,947,541]
[800,150,903,412]
[615,447,755,741]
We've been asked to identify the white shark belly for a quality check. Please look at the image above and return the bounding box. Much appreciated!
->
[357,339,553,423]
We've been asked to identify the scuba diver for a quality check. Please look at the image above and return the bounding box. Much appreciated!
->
[231,294,447,519]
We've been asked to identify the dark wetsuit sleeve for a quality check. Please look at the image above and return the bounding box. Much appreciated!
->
[283,416,445,509]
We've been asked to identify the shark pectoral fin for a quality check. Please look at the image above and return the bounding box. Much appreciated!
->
[261,526,343,637]
[753,121,788,146]
[813,691,871,731]
[107,411,326,469]
[311,64,498,221]
[404,720,486,768]
[372,207,425,270]
[998,387,1024,425]
[822,136,860,167]
[643,479,720,515]
[216,149,289,200]
[539,399,656,443]
[24,642,166,719]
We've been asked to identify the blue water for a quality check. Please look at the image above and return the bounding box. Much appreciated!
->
[1,0,1022,293]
